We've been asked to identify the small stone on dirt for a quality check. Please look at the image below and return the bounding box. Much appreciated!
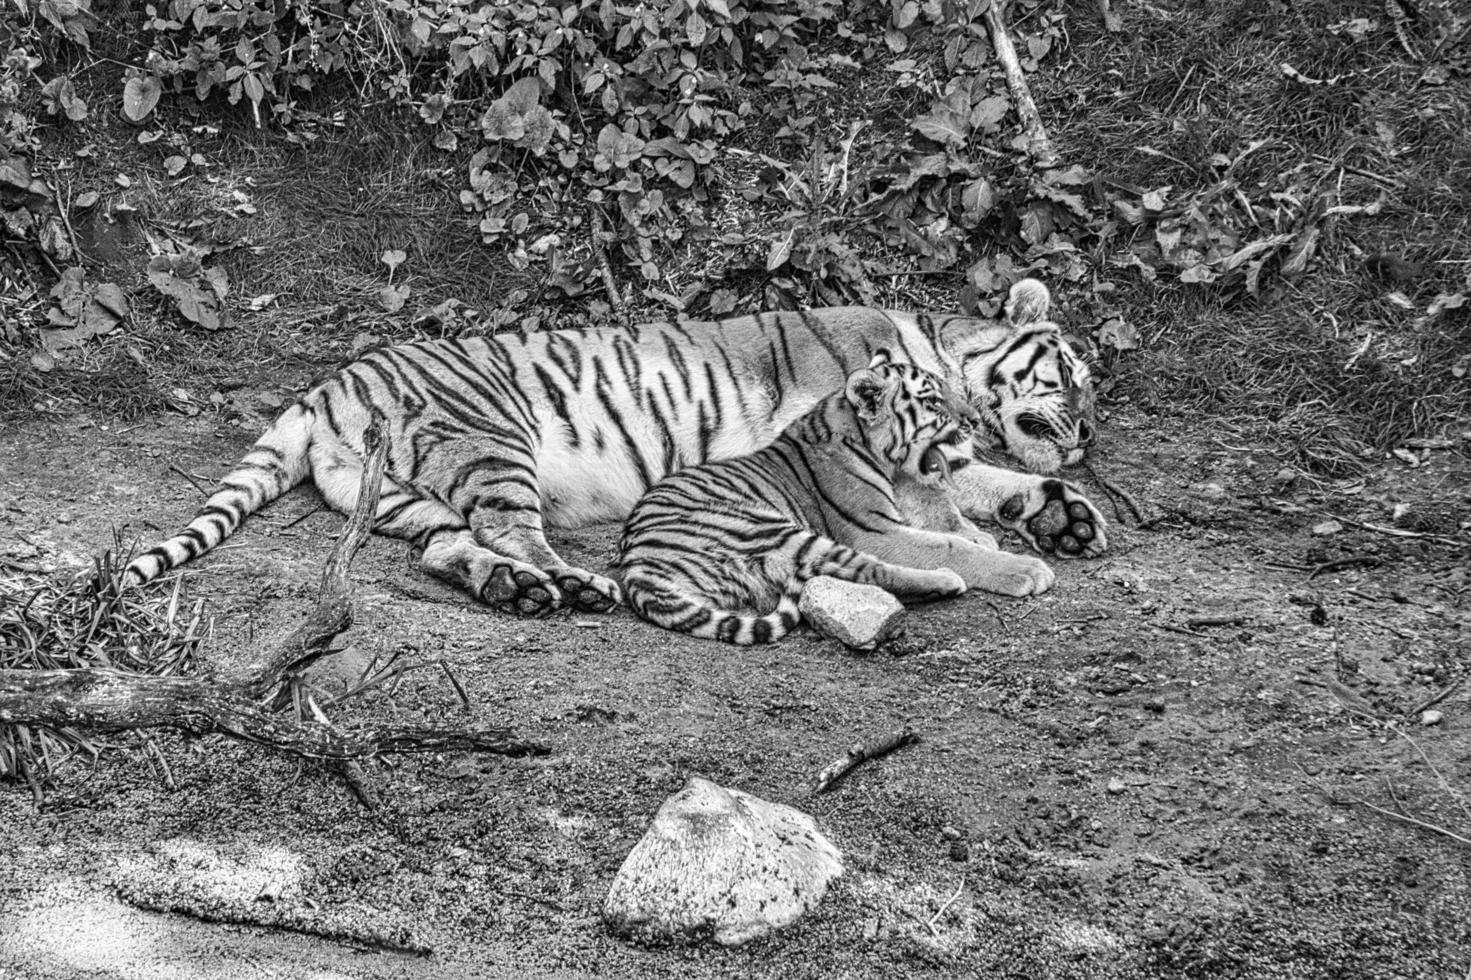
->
[1312,520,1343,536]
[603,777,843,946]
[941,825,961,840]
[1107,777,1127,795]
[1421,710,1443,727]
[798,576,905,651]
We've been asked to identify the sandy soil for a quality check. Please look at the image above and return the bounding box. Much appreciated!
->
[1,403,1468,979]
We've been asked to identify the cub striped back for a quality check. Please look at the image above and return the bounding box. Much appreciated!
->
[617,353,975,645]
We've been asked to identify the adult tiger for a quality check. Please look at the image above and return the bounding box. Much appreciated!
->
[619,353,1011,645]
[123,279,1106,615]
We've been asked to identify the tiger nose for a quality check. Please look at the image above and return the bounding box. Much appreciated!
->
[1076,419,1095,447]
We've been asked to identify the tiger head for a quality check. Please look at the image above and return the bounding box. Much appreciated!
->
[941,279,1096,474]
[845,351,978,489]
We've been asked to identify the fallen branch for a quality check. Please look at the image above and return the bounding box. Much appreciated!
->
[1084,463,1144,525]
[1346,796,1471,848]
[814,727,919,793]
[1330,516,1468,549]
[1307,555,1381,580]
[0,416,548,772]
[1185,613,1249,629]
[983,1,1059,168]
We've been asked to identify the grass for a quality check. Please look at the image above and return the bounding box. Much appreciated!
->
[1048,0,1471,473]
[0,549,208,789]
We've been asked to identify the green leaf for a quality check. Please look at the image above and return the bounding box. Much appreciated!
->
[122,76,162,124]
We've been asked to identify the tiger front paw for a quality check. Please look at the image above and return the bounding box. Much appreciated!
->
[997,479,1107,558]
[968,553,1055,597]
[554,568,624,613]
[481,562,564,617]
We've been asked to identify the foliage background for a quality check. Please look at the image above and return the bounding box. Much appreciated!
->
[0,0,1468,473]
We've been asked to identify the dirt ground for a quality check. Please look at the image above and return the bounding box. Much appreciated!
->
[1,397,1469,979]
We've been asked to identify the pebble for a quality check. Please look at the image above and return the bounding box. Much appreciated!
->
[1311,520,1343,536]
[940,825,961,841]
[1421,710,1443,727]
[1106,778,1127,795]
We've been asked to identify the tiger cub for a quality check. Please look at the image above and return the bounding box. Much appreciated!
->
[617,352,1009,645]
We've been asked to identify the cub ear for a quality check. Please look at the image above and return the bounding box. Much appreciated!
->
[1005,278,1053,328]
[867,347,896,370]
[845,367,892,420]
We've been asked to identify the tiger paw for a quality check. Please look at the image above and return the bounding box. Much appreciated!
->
[997,479,1107,559]
[969,553,1055,597]
[553,568,624,613]
[481,562,564,617]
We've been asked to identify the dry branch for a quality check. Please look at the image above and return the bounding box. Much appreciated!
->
[814,727,919,793]
[0,416,548,767]
[984,1,1059,168]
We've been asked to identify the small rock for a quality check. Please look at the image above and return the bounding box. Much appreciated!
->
[1421,710,1443,727]
[798,576,905,651]
[603,777,843,946]
[1106,778,1127,795]
[1192,482,1227,500]
[940,825,962,841]
[1273,467,1298,486]
[1311,520,1343,536]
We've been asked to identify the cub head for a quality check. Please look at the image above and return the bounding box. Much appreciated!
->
[939,278,1096,473]
[844,350,978,488]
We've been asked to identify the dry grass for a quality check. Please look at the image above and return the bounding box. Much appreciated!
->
[0,549,208,788]
[1049,0,1471,472]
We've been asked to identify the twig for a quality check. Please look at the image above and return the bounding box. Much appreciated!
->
[1085,463,1144,525]
[1185,613,1248,629]
[928,876,966,929]
[814,727,919,793]
[145,737,176,791]
[905,907,940,939]
[588,207,626,315]
[1308,555,1381,580]
[1157,623,1208,639]
[982,0,1058,167]
[1330,516,1468,549]
[1386,721,1471,827]
[1410,680,1461,719]
[1348,797,1471,847]
[168,464,213,500]
[51,180,89,266]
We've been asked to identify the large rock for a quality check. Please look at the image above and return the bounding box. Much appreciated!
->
[799,575,904,650]
[603,777,843,946]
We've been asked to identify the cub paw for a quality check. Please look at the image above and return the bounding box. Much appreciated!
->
[998,479,1107,558]
[481,562,563,617]
[972,554,1055,598]
[554,568,624,613]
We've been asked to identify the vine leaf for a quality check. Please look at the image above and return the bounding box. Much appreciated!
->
[122,75,162,123]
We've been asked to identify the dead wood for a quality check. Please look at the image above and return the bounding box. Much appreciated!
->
[1085,463,1145,525]
[814,727,919,793]
[984,1,1059,168]
[0,416,548,766]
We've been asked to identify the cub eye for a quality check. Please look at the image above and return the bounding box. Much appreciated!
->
[922,395,942,411]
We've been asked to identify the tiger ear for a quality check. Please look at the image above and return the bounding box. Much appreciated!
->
[867,347,896,370]
[845,367,892,420]
[1005,278,1053,328]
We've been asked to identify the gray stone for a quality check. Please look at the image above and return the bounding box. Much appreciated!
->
[798,576,905,651]
[603,777,843,946]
